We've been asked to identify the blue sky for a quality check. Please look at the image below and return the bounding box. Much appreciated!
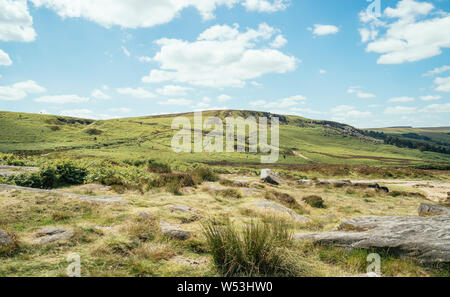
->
[0,0,449,128]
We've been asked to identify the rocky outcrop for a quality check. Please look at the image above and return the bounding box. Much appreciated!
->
[418,203,450,217]
[0,230,12,247]
[160,221,192,241]
[32,227,74,245]
[260,169,282,185]
[294,215,450,263]
[169,204,198,215]
[256,201,312,224]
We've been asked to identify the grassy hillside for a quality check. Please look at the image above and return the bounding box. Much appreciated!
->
[1,110,449,167]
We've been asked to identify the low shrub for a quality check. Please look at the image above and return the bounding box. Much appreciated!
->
[302,195,326,208]
[202,219,300,277]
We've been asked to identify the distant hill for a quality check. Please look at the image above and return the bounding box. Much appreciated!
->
[1,110,449,167]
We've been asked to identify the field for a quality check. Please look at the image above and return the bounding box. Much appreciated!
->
[0,110,449,277]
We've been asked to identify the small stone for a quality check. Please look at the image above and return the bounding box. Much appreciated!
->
[0,230,12,247]
[418,203,450,217]
[32,227,74,245]
[169,204,197,215]
[260,169,282,185]
[160,221,192,241]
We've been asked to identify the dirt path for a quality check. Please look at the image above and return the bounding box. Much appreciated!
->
[0,184,126,204]
[293,151,311,160]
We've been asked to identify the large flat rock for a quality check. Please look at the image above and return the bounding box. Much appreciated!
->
[294,215,450,263]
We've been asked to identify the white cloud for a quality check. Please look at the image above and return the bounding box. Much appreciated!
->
[270,34,287,48]
[30,0,241,29]
[420,103,450,113]
[251,81,262,87]
[310,24,339,36]
[422,65,450,77]
[388,96,414,102]
[331,105,371,118]
[434,76,450,92]
[142,23,297,88]
[242,0,289,13]
[384,106,417,114]
[194,97,212,109]
[35,95,89,104]
[217,94,232,102]
[347,86,376,99]
[158,98,192,106]
[359,28,378,43]
[360,0,450,64]
[0,0,36,42]
[0,49,12,66]
[0,86,27,101]
[420,95,442,101]
[0,80,46,100]
[12,80,46,93]
[138,56,152,63]
[91,89,111,100]
[156,85,192,97]
[59,109,111,119]
[108,107,131,113]
[319,69,326,74]
[250,95,306,109]
[121,46,130,57]
[116,87,156,99]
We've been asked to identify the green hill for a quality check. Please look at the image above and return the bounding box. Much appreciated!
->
[1,110,449,167]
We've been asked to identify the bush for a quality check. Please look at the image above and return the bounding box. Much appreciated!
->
[8,161,87,189]
[202,219,300,277]
[302,195,325,208]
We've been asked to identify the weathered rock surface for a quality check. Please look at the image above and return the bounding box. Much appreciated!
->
[0,166,39,177]
[172,256,208,266]
[0,230,12,247]
[160,221,192,241]
[260,169,282,185]
[294,215,450,263]
[32,227,74,245]
[418,203,450,217]
[169,204,198,215]
[256,201,312,224]
[0,184,126,204]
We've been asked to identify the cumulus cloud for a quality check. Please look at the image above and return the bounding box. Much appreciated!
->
[30,0,243,28]
[217,94,232,102]
[319,69,327,74]
[359,0,450,64]
[384,106,417,114]
[434,76,450,92]
[156,85,192,97]
[310,24,339,36]
[331,105,371,118]
[91,89,111,100]
[420,95,441,101]
[242,0,289,13]
[422,65,450,77]
[0,0,36,42]
[35,94,89,104]
[270,34,287,48]
[138,56,152,63]
[142,23,297,88]
[347,86,376,99]
[0,80,46,100]
[0,49,12,66]
[116,87,156,99]
[158,98,192,106]
[388,96,415,102]
[250,95,306,109]
[420,103,450,113]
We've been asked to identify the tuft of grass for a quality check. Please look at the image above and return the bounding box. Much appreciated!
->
[122,216,159,242]
[202,219,301,277]
[302,195,326,208]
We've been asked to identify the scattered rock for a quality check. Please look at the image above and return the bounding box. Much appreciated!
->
[294,215,450,263]
[160,221,192,241]
[0,230,12,247]
[169,204,198,215]
[137,212,151,219]
[32,227,74,245]
[256,201,312,224]
[353,182,389,193]
[260,169,282,185]
[316,180,351,187]
[418,203,450,217]
[298,179,313,186]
